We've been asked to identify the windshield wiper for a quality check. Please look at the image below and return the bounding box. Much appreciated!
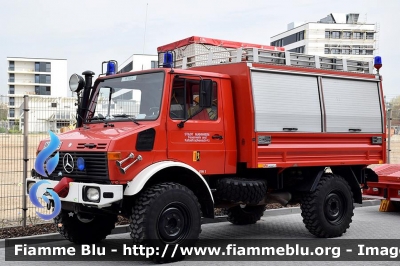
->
[112,114,140,125]
[89,114,106,121]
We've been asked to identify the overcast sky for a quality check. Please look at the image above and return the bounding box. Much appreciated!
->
[1,0,399,100]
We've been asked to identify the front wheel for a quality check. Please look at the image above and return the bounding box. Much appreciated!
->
[129,182,202,262]
[301,174,354,238]
[54,211,117,244]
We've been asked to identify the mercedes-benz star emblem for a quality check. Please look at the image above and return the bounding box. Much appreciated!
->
[63,153,74,173]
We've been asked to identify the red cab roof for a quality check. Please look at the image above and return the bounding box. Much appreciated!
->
[157,36,285,53]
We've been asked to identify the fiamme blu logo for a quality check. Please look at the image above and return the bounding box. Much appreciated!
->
[29,131,62,220]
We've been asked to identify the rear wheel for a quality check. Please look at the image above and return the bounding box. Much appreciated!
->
[301,174,354,238]
[54,210,117,244]
[227,205,266,225]
[130,182,202,262]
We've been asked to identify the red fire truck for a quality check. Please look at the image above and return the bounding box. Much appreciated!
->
[27,36,386,258]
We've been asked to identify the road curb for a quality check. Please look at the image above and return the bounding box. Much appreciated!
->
[0,200,382,244]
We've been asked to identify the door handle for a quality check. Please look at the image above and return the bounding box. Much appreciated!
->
[212,134,223,140]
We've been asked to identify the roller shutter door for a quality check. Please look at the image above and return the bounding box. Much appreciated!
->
[322,77,382,133]
[250,71,322,132]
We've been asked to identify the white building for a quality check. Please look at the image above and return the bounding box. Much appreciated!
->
[21,96,77,133]
[6,57,68,128]
[270,13,377,62]
[117,54,158,73]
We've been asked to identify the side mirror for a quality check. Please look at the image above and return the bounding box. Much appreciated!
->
[199,79,213,108]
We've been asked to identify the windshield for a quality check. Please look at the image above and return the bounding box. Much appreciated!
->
[87,71,164,122]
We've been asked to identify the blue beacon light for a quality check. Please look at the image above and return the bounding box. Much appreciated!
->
[163,52,173,68]
[77,157,85,171]
[374,56,382,74]
[106,61,116,75]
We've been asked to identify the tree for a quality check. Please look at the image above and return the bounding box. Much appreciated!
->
[389,96,400,127]
[0,102,7,121]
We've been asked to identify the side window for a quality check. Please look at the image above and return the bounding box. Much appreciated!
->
[170,78,218,121]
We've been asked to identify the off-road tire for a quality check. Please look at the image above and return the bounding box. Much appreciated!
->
[215,178,267,204]
[227,205,266,225]
[54,210,117,244]
[301,174,354,238]
[130,182,202,263]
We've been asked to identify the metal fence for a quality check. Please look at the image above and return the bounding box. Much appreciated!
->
[0,94,400,228]
[0,94,77,228]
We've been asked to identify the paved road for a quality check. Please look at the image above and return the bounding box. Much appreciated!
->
[1,205,399,265]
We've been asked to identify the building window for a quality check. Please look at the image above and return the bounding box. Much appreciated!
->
[324,48,330,54]
[365,50,373,55]
[9,85,15,94]
[342,32,351,39]
[36,74,51,84]
[151,61,158,69]
[35,86,51,95]
[56,121,71,129]
[353,32,363,39]
[352,47,360,55]
[270,30,305,47]
[35,62,51,72]
[51,103,57,108]
[342,49,350,54]
[9,73,14,82]
[9,108,15,118]
[9,61,14,71]
[331,49,340,54]
[325,31,330,38]
[9,120,15,128]
[331,31,340,39]
[366,32,374,39]
[9,97,15,106]
[289,46,305,54]
[118,62,133,73]
[295,31,304,41]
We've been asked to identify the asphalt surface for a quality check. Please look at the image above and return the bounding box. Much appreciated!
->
[1,202,399,266]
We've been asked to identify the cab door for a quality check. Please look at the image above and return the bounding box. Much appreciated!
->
[166,76,226,175]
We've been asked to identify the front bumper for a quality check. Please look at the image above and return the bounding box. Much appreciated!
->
[26,177,124,208]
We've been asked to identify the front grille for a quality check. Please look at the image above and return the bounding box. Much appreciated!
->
[49,152,109,182]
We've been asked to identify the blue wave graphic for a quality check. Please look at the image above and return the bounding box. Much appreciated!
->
[28,180,62,220]
[34,131,60,176]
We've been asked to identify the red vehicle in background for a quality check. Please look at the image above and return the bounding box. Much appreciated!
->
[363,164,400,210]
[27,36,387,261]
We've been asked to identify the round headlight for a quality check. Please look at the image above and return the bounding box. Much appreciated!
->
[87,188,100,201]
[69,74,85,92]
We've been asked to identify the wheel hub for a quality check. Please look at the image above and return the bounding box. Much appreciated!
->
[324,192,345,224]
[158,206,188,242]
